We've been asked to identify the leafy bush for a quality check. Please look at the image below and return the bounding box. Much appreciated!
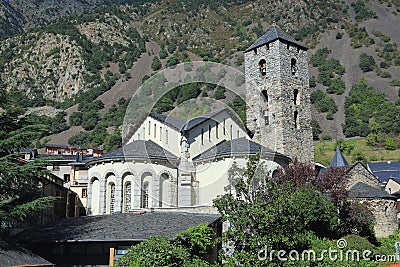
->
[385,137,397,150]
[114,236,209,267]
[311,119,321,140]
[151,56,162,71]
[351,1,378,22]
[327,78,345,94]
[311,90,338,117]
[159,49,168,59]
[359,53,376,72]
[336,32,343,39]
[213,86,226,100]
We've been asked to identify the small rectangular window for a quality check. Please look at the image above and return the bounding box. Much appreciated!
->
[223,119,226,135]
[160,127,162,141]
[82,188,87,198]
[165,130,168,144]
[154,124,156,138]
[208,125,211,141]
[148,121,151,135]
[216,122,219,139]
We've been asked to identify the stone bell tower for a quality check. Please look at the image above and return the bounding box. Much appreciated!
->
[244,24,314,164]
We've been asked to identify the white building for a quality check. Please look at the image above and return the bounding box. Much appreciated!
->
[86,25,314,215]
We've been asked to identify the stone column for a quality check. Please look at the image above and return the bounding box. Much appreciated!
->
[178,174,192,206]
[177,157,195,207]
[86,179,92,215]
[152,174,160,208]
[169,175,178,207]
[114,174,122,213]
[133,175,141,209]
[98,178,107,214]
[192,180,199,206]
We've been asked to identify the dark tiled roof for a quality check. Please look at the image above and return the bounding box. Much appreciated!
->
[101,140,178,161]
[15,212,220,243]
[245,24,307,52]
[182,109,225,131]
[330,147,349,167]
[0,241,54,266]
[149,112,187,131]
[193,137,286,161]
[368,161,400,183]
[348,182,396,199]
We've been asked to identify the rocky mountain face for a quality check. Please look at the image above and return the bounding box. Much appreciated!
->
[0,0,399,143]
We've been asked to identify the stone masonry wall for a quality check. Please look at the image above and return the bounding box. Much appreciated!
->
[245,39,314,164]
[352,198,398,238]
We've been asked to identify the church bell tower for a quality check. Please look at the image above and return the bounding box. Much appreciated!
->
[244,24,314,164]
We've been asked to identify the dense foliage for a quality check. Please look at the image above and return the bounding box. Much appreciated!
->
[213,155,376,266]
[310,90,338,120]
[343,78,400,137]
[0,84,55,235]
[115,224,215,267]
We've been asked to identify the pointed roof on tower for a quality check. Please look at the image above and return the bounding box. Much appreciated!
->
[330,147,349,168]
[245,23,307,52]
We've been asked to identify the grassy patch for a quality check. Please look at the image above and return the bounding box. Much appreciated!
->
[314,138,400,166]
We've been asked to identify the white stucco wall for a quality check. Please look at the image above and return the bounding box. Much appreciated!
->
[195,157,281,206]
[187,110,248,158]
[127,117,181,156]
[87,160,177,215]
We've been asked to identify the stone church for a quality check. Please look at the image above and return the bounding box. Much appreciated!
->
[86,25,315,215]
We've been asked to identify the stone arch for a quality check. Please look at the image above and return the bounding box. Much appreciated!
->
[105,172,117,214]
[159,171,174,208]
[294,110,299,129]
[122,171,135,212]
[291,58,297,75]
[134,169,157,209]
[259,59,266,76]
[89,177,100,215]
[293,89,299,105]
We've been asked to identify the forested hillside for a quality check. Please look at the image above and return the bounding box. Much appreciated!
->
[0,0,399,152]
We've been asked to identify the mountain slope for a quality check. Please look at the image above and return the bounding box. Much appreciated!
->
[0,0,399,147]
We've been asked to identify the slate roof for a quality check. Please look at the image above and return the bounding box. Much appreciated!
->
[330,147,349,167]
[182,109,225,131]
[368,161,400,183]
[0,241,54,267]
[149,112,187,131]
[193,137,286,161]
[100,140,178,161]
[348,182,396,199]
[245,24,307,52]
[15,212,220,243]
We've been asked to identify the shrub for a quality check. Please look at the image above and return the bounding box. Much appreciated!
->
[336,32,343,39]
[151,56,162,71]
[359,53,376,72]
[321,134,332,141]
[385,137,397,150]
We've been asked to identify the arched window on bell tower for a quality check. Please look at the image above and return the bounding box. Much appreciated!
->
[291,58,297,75]
[294,111,299,129]
[261,90,269,125]
[294,89,299,105]
[259,59,266,76]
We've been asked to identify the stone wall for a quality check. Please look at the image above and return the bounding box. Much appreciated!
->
[352,198,398,238]
[244,39,314,164]
[347,163,381,189]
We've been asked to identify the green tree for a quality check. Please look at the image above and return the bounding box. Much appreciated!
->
[359,53,376,72]
[114,236,209,267]
[0,85,55,233]
[311,119,321,140]
[385,137,397,150]
[151,56,162,71]
[213,155,338,265]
